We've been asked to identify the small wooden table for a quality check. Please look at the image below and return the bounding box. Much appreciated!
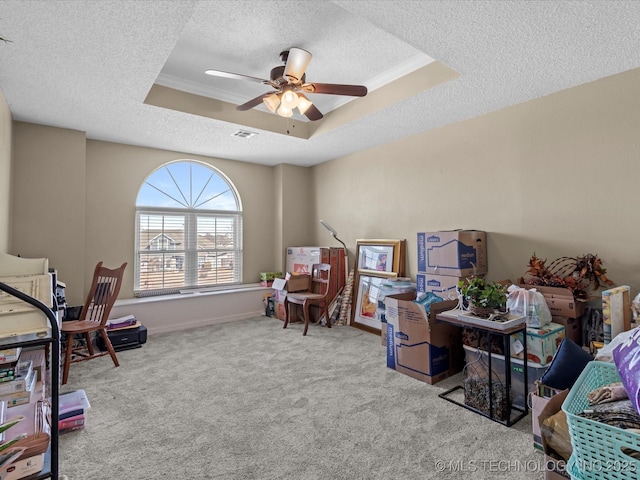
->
[435,309,529,427]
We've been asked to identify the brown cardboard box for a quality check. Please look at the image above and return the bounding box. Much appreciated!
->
[531,385,564,451]
[384,296,462,384]
[415,273,479,300]
[384,296,460,346]
[285,273,311,292]
[272,273,311,321]
[538,388,571,479]
[519,284,587,318]
[551,315,581,345]
[381,291,417,346]
[417,230,487,277]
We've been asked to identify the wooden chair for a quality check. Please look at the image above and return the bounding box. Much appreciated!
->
[61,261,127,385]
[284,263,331,336]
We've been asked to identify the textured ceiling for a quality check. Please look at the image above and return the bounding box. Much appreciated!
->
[1,1,639,167]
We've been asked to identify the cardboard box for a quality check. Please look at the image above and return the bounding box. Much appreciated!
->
[537,389,571,479]
[285,246,322,274]
[272,273,309,321]
[379,291,417,346]
[417,230,487,277]
[272,273,311,321]
[531,393,547,451]
[544,455,570,480]
[551,315,581,345]
[416,273,459,299]
[415,273,483,301]
[384,296,462,384]
[510,322,566,365]
[272,289,287,320]
[519,284,587,319]
[530,383,566,451]
[0,453,45,480]
[272,273,310,293]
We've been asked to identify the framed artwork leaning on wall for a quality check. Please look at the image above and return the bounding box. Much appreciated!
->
[351,239,406,334]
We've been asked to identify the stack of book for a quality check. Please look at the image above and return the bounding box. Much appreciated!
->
[59,390,90,434]
[0,350,36,409]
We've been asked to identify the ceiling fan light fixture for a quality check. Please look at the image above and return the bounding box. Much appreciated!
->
[276,105,293,118]
[296,94,313,115]
[283,47,312,83]
[280,90,299,110]
[263,93,280,113]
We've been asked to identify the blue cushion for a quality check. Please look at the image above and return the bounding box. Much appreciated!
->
[539,338,594,390]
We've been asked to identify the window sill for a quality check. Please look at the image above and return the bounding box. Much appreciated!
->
[117,283,270,306]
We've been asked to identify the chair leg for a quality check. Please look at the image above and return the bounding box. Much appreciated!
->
[84,332,94,356]
[99,329,120,367]
[302,302,311,336]
[62,336,73,385]
[283,299,290,329]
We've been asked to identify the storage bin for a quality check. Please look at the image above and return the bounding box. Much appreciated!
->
[562,361,640,480]
[463,344,548,408]
[567,455,584,480]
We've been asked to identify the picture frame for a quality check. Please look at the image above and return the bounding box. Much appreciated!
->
[352,274,389,331]
[350,239,406,333]
[355,239,404,278]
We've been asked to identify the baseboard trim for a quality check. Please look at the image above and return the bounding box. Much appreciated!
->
[147,311,264,336]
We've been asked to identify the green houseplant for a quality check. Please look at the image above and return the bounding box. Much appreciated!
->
[458,277,508,318]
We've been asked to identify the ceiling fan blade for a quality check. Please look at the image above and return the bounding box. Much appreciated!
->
[205,69,271,85]
[283,48,312,84]
[302,83,368,97]
[303,103,323,121]
[236,91,278,111]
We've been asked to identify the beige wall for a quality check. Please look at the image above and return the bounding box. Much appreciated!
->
[7,67,640,308]
[85,141,278,299]
[0,90,11,253]
[7,127,293,305]
[312,67,640,295]
[271,163,316,270]
[11,122,87,304]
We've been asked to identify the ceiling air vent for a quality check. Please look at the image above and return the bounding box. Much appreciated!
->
[232,129,258,139]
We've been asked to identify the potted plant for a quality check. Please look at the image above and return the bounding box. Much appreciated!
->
[458,277,508,319]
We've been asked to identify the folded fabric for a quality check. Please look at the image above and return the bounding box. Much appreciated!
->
[588,382,629,405]
[579,399,640,430]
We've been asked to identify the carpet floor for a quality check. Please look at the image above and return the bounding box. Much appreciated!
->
[58,316,545,479]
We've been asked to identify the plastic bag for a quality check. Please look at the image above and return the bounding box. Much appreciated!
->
[506,285,552,328]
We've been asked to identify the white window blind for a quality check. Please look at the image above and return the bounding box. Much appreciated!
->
[134,161,242,296]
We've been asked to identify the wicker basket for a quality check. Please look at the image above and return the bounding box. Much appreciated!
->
[562,361,640,480]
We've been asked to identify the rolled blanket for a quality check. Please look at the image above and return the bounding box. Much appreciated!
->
[588,382,628,405]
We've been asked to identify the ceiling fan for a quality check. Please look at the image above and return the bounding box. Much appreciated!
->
[205,48,368,121]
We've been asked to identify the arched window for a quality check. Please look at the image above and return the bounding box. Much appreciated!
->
[135,160,243,295]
